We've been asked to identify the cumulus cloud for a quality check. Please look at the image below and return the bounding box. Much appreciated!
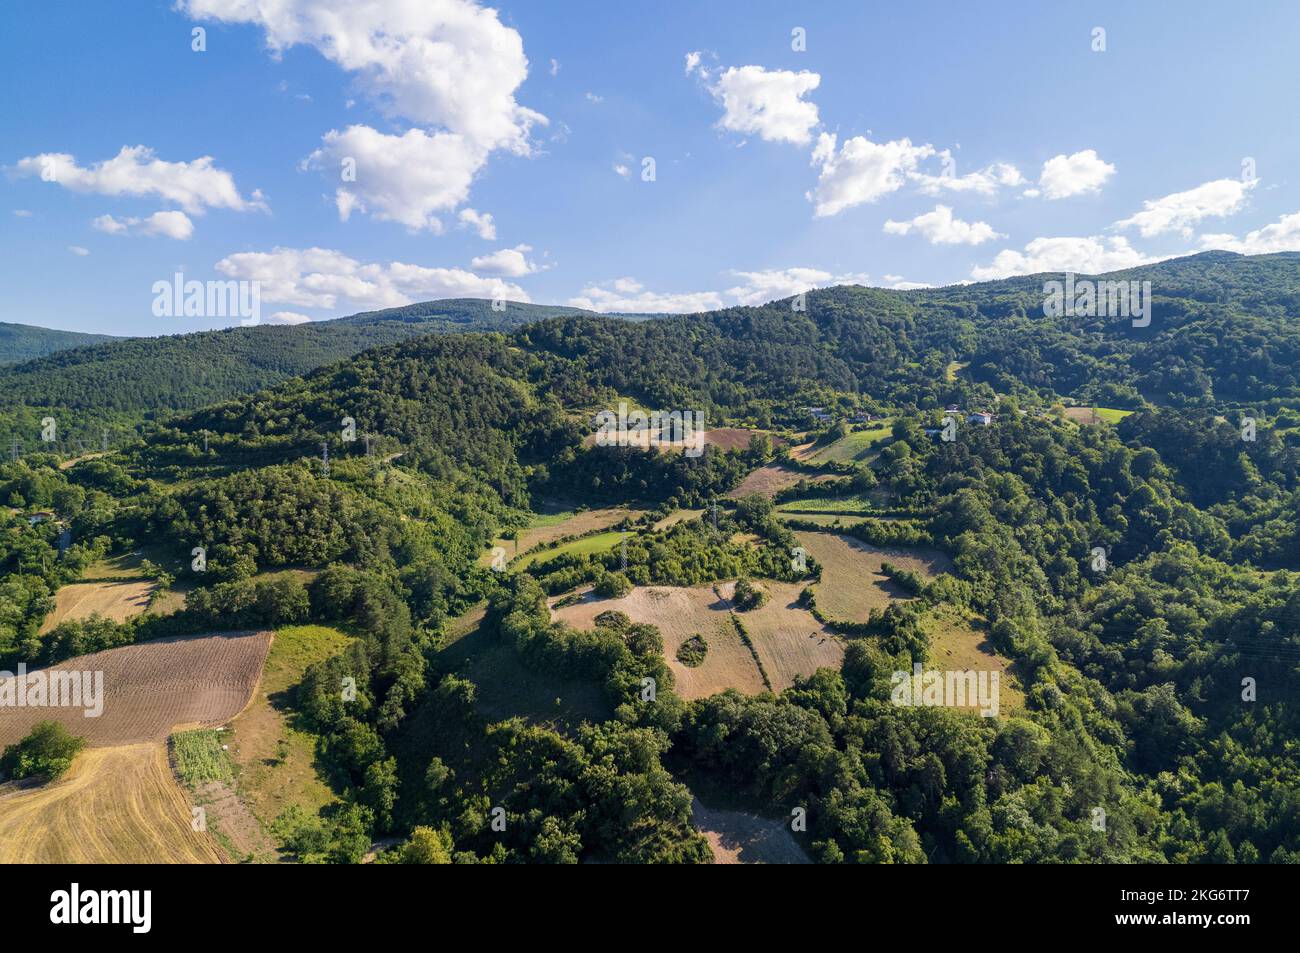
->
[68,246,90,256]
[470,244,544,277]
[13,209,32,217]
[304,125,482,231]
[182,0,544,229]
[457,207,496,240]
[807,133,935,216]
[883,205,1004,245]
[1037,149,1115,199]
[268,311,313,325]
[692,61,822,145]
[10,145,265,214]
[970,236,1157,281]
[93,210,195,240]
[568,278,724,314]
[725,267,869,306]
[1115,177,1255,238]
[213,246,528,312]
[1200,209,1300,254]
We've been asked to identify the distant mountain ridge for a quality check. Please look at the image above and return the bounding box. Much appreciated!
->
[0,299,602,418]
[0,321,117,365]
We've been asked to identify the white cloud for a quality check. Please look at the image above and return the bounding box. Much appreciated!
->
[585,91,604,104]
[913,157,1026,196]
[883,205,1004,245]
[1200,209,1300,254]
[807,133,935,216]
[684,51,703,75]
[10,145,265,214]
[182,0,544,153]
[470,244,544,277]
[183,0,545,229]
[568,278,723,314]
[12,209,32,217]
[268,311,313,325]
[613,163,630,178]
[882,275,932,290]
[970,235,1157,281]
[1115,177,1255,238]
[304,125,482,231]
[694,63,821,145]
[1038,149,1115,199]
[725,267,869,306]
[549,58,560,77]
[93,210,195,240]
[457,207,496,240]
[213,246,528,312]
[68,245,90,256]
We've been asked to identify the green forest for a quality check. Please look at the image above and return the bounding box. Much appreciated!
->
[1,251,1297,863]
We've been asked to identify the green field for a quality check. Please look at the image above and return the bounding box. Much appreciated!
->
[806,422,893,464]
[775,494,876,516]
[516,529,626,570]
[171,729,236,786]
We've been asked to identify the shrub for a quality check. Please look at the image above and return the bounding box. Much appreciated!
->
[0,721,86,782]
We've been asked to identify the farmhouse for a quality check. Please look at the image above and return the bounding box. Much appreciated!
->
[967,412,994,426]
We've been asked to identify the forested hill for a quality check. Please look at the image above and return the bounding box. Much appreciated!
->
[0,299,596,419]
[0,321,116,364]
[5,251,1299,428]
[518,251,1300,419]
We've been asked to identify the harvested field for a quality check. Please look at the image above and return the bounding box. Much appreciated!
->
[0,631,273,748]
[728,464,835,499]
[39,579,155,633]
[0,743,223,863]
[653,508,704,531]
[795,531,951,623]
[552,581,840,699]
[739,581,844,692]
[692,797,810,864]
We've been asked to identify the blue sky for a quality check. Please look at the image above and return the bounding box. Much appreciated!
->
[4,0,1300,335]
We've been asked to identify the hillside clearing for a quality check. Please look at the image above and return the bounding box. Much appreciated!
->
[691,797,810,864]
[552,581,840,699]
[39,579,155,634]
[794,531,951,623]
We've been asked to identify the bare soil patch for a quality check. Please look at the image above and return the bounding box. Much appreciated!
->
[0,631,273,748]
[728,464,835,499]
[692,796,810,864]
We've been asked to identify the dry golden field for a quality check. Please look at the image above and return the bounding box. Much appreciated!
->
[794,530,952,623]
[0,743,223,864]
[552,580,841,699]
